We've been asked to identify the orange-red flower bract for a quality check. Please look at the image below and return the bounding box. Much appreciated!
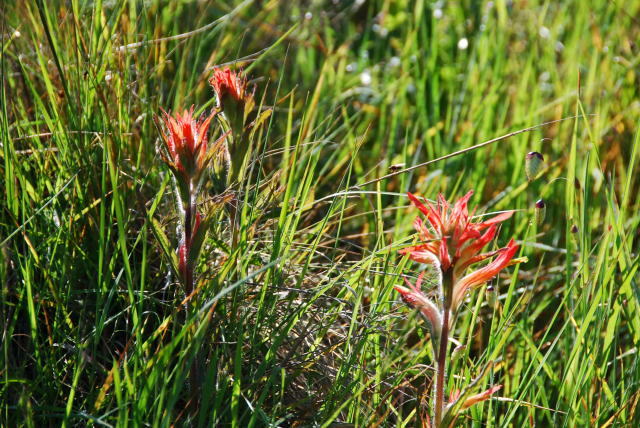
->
[157,107,215,179]
[394,272,442,341]
[209,67,254,112]
[399,191,523,310]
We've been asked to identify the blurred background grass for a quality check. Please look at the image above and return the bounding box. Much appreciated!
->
[1,0,639,426]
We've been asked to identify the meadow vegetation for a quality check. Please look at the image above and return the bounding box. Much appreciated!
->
[1,0,639,426]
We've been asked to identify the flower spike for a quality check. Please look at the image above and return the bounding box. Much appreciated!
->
[397,190,524,427]
[156,107,217,184]
[400,191,522,313]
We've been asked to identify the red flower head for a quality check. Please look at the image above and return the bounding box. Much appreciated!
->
[209,67,255,117]
[208,67,259,185]
[155,107,226,201]
[157,107,215,176]
[399,191,524,310]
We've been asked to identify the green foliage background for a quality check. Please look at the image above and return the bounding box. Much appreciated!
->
[1,0,639,426]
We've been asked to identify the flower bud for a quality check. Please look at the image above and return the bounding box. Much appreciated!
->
[451,344,466,362]
[535,199,546,225]
[525,152,545,181]
[209,67,257,185]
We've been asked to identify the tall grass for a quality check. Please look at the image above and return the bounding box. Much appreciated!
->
[1,0,639,426]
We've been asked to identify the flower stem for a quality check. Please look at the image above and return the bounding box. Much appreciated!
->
[184,198,194,295]
[434,306,449,426]
[182,186,199,402]
[435,269,454,427]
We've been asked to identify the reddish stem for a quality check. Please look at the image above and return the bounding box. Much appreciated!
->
[183,196,194,296]
[434,269,454,427]
[182,185,199,401]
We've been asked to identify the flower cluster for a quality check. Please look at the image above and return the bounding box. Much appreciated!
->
[152,68,262,405]
[156,108,219,203]
[395,191,525,427]
[397,191,520,314]
[156,108,222,294]
[154,68,258,295]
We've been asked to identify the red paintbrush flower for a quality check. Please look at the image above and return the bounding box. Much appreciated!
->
[209,68,250,105]
[157,107,215,177]
[399,191,524,311]
[155,107,226,203]
[209,67,255,121]
[208,67,259,185]
[395,191,524,427]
